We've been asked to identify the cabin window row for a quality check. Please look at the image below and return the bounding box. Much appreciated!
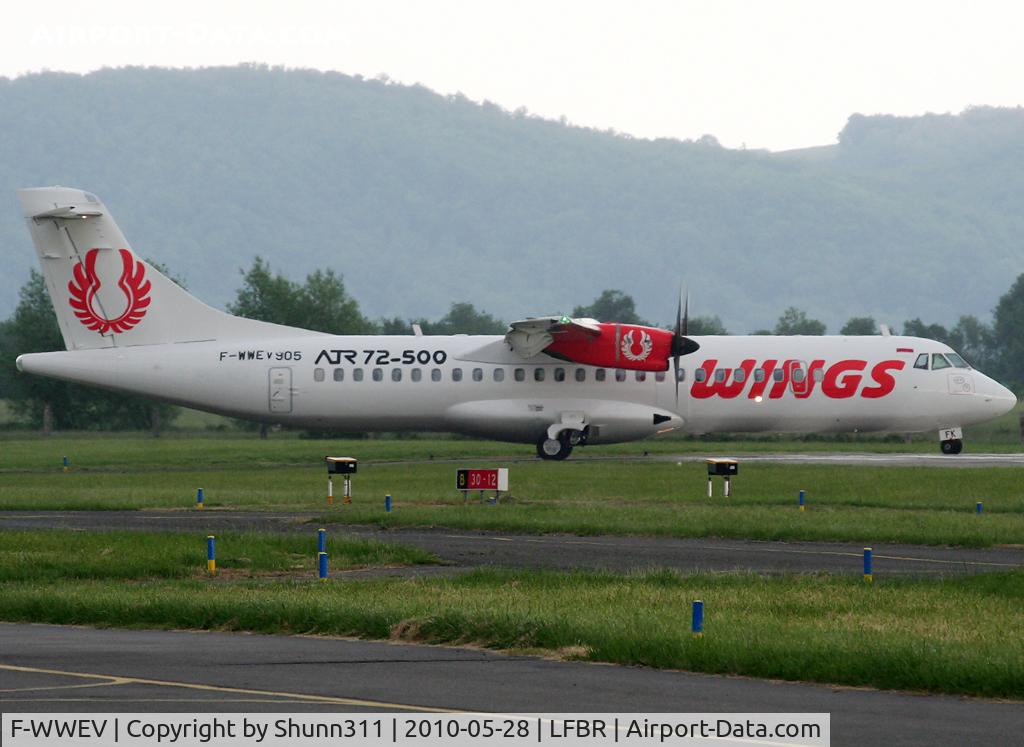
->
[311,367,681,383]
[692,367,825,384]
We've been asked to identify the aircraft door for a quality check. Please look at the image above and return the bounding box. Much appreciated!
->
[268,367,293,413]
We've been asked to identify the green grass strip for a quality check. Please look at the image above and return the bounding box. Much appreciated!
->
[0,530,437,580]
[2,569,1021,698]
[4,459,1024,545]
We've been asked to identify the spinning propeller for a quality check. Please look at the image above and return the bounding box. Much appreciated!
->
[671,287,700,404]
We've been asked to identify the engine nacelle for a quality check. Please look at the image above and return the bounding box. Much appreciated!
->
[545,323,674,371]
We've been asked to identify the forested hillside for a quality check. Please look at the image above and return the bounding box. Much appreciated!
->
[1,65,1021,332]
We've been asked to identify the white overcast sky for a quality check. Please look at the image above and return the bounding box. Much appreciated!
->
[1,0,1021,151]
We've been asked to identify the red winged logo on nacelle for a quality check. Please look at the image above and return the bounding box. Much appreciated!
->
[68,248,151,334]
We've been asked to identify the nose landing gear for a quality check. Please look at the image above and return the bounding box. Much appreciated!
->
[940,438,963,455]
[938,427,964,455]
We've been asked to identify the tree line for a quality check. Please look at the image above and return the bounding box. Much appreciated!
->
[3,66,1024,334]
[2,258,1021,433]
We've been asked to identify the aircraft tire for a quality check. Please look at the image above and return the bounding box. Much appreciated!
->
[537,435,573,460]
[940,438,963,455]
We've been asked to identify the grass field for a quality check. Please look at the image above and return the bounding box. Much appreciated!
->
[1,437,1022,545]
[0,530,437,580]
[2,433,1023,698]
[0,530,1020,698]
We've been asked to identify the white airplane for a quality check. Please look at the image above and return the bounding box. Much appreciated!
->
[14,187,1017,459]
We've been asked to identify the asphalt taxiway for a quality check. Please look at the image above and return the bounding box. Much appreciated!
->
[2,624,1022,746]
[2,510,1021,577]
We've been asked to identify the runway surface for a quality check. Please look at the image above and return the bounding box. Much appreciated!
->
[647,452,1024,468]
[1,510,1022,578]
[1,623,1020,745]
[379,451,1024,468]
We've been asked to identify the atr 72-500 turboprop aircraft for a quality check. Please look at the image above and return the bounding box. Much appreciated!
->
[14,187,1017,459]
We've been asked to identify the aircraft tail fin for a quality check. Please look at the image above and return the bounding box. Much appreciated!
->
[16,187,313,350]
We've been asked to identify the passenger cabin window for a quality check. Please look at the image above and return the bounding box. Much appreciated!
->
[333,368,344,382]
[635,371,647,382]
[676,368,686,382]
[694,368,707,383]
[655,371,666,382]
[452,368,463,382]
[914,354,929,370]
[472,368,483,382]
[514,368,525,382]
[534,368,546,382]
[812,368,824,382]
[714,368,726,383]
[753,369,765,382]
[792,367,806,383]
[494,368,505,382]
[372,368,384,382]
[772,369,785,382]
[615,369,627,382]
[932,354,951,370]
[596,368,607,382]
[431,368,442,382]
[353,368,364,382]
[733,369,745,383]
[391,368,402,382]
[314,367,325,382]
[575,368,586,383]
[554,368,566,382]
[411,368,422,382]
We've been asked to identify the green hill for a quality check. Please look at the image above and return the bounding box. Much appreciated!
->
[2,65,1021,332]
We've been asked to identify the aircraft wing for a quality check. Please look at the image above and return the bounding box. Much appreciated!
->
[505,316,602,358]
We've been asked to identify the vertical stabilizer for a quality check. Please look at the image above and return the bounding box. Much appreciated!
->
[16,187,314,350]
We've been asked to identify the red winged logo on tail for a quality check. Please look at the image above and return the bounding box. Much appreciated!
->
[68,249,151,334]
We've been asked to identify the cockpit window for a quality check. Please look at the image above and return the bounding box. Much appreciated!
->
[914,354,929,370]
[945,353,971,369]
[931,354,951,370]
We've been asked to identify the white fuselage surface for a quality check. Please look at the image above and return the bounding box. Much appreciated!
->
[18,332,1016,445]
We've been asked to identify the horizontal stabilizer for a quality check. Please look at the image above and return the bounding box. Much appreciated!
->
[31,205,104,220]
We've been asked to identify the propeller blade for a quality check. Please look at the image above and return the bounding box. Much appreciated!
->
[674,286,684,405]
[673,353,680,405]
[683,289,689,337]
[672,285,699,406]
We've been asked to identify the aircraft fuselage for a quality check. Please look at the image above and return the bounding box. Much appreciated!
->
[17,332,1016,446]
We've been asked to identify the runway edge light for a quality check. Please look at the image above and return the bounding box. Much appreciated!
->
[691,600,704,638]
[317,528,326,553]
[799,489,806,512]
[976,501,983,514]
[385,494,392,513]
[863,547,873,583]
[196,487,204,509]
[206,535,216,574]
[318,552,328,582]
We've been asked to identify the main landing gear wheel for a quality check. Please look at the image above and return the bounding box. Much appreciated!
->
[537,434,573,460]
[940,438,963,455]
